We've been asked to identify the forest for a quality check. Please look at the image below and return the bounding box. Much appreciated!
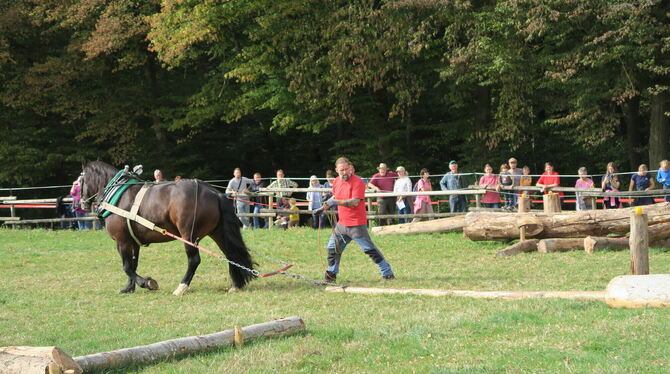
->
[1,0,668,187]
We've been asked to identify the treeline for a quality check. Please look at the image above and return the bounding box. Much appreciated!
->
[1,0,668,188]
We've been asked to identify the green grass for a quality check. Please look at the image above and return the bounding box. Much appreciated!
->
[2,227,670,373]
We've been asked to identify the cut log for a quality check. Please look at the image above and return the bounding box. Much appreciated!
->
[538,238,585,253]
[652,238,670,248]
[629,211,649,275]
[0,346,81,374]
[543,193,561,213]
[73,316,304,372]
[606,274,670,308]
[371,215,464,235]
[494,239,539,258]
[584,236,629,254]
[464,202,670,241]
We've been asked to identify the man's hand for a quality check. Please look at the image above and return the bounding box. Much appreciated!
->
[313,205,327,215]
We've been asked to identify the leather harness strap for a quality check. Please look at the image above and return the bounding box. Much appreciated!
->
[101,184,157,247]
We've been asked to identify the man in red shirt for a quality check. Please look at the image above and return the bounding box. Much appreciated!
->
[367,163,397,226]
[314,157,394,282]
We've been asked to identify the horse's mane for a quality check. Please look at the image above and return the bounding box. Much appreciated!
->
[82,161,120,200]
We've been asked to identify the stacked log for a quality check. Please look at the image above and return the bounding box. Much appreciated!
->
[464,202,670,242]
[371,215,465,235]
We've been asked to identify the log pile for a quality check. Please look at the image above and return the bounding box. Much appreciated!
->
[371,215,465,235]
[464,202,670,242]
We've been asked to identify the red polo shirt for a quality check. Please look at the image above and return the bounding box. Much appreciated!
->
[332,174,367,226]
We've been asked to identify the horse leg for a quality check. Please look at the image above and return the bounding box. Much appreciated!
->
[117,241,158,293]
[173,244,201,296]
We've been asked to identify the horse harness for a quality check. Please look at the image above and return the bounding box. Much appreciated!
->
[101,183,154,247]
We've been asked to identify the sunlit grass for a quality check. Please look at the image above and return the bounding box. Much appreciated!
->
[1,228,670,373]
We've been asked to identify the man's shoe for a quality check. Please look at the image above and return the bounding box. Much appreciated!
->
[324,271,337,282]
[382,274,395,280]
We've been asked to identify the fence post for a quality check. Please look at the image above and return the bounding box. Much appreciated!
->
[630,208,649,275]
[366,197,372,226]
[268,194,274,228]
[543,193,560,213]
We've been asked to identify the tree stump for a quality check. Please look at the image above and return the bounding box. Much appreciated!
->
[0,346,81,374]
[606,274,670,308]
[542,193,560,213]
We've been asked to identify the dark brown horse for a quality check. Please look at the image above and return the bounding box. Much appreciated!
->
[81,161,255,295]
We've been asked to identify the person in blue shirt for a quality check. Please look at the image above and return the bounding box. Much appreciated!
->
[629,164,655,206]
[439,160,468,212]
[657,160,670,203]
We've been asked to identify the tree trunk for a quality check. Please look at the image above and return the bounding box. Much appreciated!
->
[371,215,465,235]
[584,236,629,254]
[463,202,670,241]
[0,346,81,374]
[623,96,641,170]
[73,316,304,372]
[649,89,669,168]
[537,238,584,253]
[472,85,491,163]
[144,54,167,142]
[494,239,539,258]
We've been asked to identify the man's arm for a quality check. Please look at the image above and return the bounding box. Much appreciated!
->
[439,174,449,191]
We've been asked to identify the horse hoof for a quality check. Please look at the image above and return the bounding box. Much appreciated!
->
[146,277,159,291]
[228,286,240,293]
[173,283,189,296]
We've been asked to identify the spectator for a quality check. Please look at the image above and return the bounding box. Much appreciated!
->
[601,162,621,209]
[323,170,335,201]
[267,169,299,198]
[393,166,412,223]
[536,162,563,198]
[288,198,300,228]
[307,175,326,229]
[508,158,522,207]
[479,164,500,209]
[70,175,92,230]
[174,175,182,181]
[248,172,269,229]
[439,160,468,213]
[368,163,398,226]
[154,169,165,183]
[575,167,595,211]
[629,164,655,206]
[226,167,253,229]
[412,168,433,222]
[274,197,290,230]
[497,163,515,211]
[313,157,394,281]
[657,160,670,202]
[56,195,75,230]
[519,166,533,201]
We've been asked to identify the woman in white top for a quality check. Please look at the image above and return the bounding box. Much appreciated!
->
[393,166,413,224]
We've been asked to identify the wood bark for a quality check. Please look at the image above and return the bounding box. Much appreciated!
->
[537,238,584,253]
[463,202,670,242]
[629,212,649,275]
[0,346,81,374]
[371,215,465,235]
[542,194,561,213]
[73,316,305,373]
[624,96,641,170]
[584,236,629,254]
[494,239,539,258]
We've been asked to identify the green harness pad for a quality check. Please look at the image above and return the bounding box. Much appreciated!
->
[100,170,141,218]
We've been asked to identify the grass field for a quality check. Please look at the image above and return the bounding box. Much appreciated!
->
[2,227,670,373]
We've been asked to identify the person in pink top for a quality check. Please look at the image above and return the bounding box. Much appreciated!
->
[478,164,500,208]
[70,175,92,230]
[412,168,433,222]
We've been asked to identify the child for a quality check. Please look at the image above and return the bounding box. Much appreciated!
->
[497,163,514,211]
[274,197,290,229]
[288,198,300,228]
[657,160,670,203]
[601,162,621,209]
[629,164,655,206]
[574,167,595,211]
[519,166,533,202]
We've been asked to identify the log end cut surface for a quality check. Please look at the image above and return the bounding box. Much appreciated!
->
[606,274,670,308]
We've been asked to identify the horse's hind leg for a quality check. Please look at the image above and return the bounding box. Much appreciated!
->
[173,244,201,296]
[117,241,158,293]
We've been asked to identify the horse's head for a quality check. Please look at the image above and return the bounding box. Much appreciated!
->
[81,161,118,210]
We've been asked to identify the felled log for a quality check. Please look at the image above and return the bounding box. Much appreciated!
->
[542,193,561,213]
[606,275,670,308]
[463,202,670,242]
[537,238,584,253]
[584,236,629,253]
[494,239,539,258]
[371,215,465,235]
[73,316,305,372]
[0,346,81,374]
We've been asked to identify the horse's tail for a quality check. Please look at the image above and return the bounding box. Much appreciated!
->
[217,193,256,288]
